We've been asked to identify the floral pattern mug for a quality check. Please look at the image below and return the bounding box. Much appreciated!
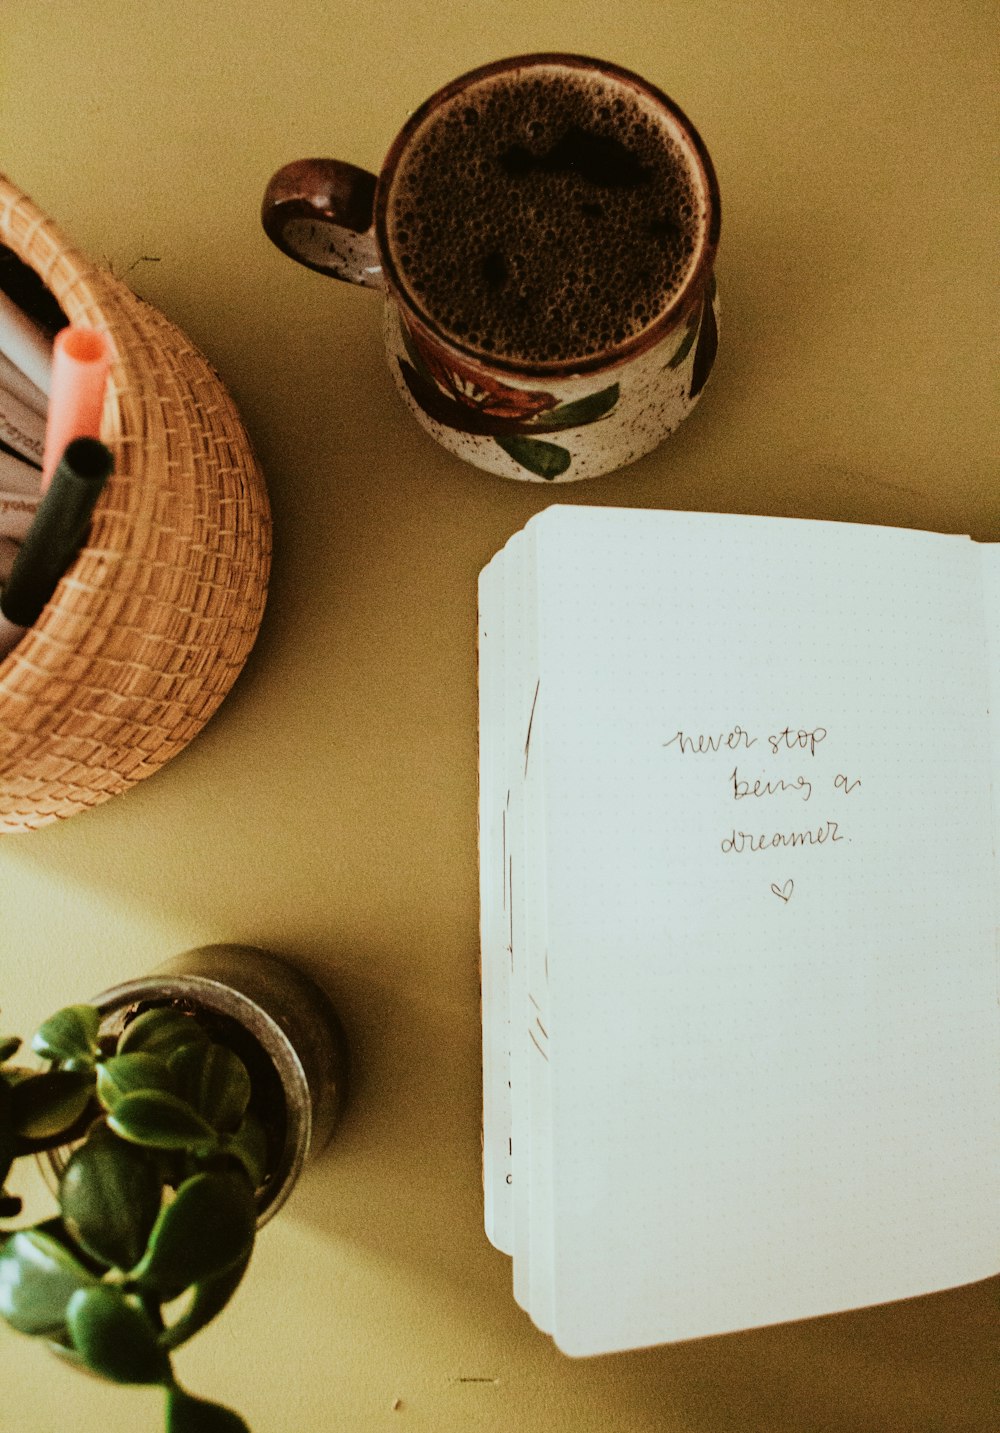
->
[262,54,720,482]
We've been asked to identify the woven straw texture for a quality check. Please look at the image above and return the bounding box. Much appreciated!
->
[0,175,271,832]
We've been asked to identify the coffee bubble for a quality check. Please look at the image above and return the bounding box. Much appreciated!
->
[385,64,708,366]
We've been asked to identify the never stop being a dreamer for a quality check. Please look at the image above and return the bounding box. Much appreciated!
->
[662,724,863,858]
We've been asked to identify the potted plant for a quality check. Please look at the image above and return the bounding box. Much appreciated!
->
[0,945,348,1432]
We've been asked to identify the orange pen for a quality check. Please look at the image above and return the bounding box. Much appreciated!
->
[40,326,112,491]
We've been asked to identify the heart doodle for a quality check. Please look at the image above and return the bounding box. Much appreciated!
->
[770,879,794,903]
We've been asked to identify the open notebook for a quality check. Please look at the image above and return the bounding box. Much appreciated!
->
[477,505,1000,1357]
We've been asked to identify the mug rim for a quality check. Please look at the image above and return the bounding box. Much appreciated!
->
[374,52,721,381]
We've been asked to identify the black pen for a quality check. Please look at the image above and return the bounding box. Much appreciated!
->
[0,436,113,658]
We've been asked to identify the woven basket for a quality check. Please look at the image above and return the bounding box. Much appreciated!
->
[0,175,271,832]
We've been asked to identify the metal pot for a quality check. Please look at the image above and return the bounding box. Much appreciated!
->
[44,944,349,1225]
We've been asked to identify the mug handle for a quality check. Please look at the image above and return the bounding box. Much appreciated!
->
[261,159,383,288]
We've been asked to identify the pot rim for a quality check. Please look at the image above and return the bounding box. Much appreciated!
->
[97,972,311,1227]
[40,972,312,1228]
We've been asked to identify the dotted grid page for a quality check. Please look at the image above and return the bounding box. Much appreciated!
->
[526,505,1000,1357]
[477,547,513,1255]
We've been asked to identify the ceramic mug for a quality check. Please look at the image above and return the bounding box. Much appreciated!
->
[262,53,721,482]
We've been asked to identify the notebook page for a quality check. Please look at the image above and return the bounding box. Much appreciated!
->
[501,532,540,1317]
[979,544,1000,926]
[520,520,556,1331]
[477,551,513,1253]
[529,506,1000,1356]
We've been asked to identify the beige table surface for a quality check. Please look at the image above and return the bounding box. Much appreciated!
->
[1,3,997,1431]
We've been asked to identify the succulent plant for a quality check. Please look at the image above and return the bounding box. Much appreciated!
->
[0,999,270,1432]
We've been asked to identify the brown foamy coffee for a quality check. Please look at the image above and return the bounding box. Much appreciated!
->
[382,62,711,368]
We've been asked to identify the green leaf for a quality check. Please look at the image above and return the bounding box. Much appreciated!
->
[32,1005,100,1067]
[0,1036,21,1064]
[96,1052,175,1114]
[131,1171,256,1297]
[0,1227,99,1335]
[529,383,619,431]
[159,1254,250,1352]
[65,1286,172,1385]
[689,288,719,399]
[166,1385,252,1433]
[117,1007,210,1059]
[221,1111,268,1190]
[168,1044,251,1134]
[0,1078,14,1194]
[398,318,435,385]
[9,1069,95,1141]
[59,1123,164,1270]
[107,1090,219,1153]
[665,319,698,369]
[32,1214,109,1276]
[495,435,572,480]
